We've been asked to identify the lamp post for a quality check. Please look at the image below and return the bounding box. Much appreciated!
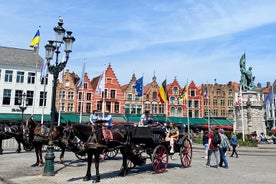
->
[43,17,75,176]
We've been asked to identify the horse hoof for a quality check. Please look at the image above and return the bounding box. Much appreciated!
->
[16,149,21,153]
[31,163,39,167]
[83,175,91,181]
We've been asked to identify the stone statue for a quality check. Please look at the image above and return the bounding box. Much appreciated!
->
[239,53,255,91]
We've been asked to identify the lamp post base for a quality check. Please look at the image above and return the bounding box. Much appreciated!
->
[43,145,55,176]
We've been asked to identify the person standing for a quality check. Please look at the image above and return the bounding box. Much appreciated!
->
[230,132,239,158]
[102,110,112,128]
[204,128,220,168]
[139,109,152,127]
[89,110,100,125]
[202,130,209,159]
[218,129,230,169]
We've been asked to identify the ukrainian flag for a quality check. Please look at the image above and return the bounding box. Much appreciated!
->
[30,29,40,47]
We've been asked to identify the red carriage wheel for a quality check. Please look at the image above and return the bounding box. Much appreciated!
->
[180,138,192,167]
[106,150,119,159]
[152,145,168,173]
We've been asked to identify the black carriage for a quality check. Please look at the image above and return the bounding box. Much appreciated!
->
[126,122,192,173]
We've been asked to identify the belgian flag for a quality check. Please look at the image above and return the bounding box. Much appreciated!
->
[158,79,168,103]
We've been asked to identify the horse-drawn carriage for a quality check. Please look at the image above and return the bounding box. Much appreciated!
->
[125,122,192,173]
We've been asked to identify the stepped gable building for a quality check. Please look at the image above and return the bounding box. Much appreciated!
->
[202,81,238,120]
[187,81,203,118]
[91,63,124,114]
[56,69,79,113]
[121,73,143,114]
[167,77,183,117]
[0,46,52,121]
[143,75,165,115]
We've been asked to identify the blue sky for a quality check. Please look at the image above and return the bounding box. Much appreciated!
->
[1,0,276,87]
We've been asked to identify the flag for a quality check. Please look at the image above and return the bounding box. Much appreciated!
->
[95,72,105,95]
[179,83,188,101]
[76,62,85,92]
[40,60,48,82]
[204,87,209,102]
[30,29,40,47]
[264,89,273,105]
[58,69,64,83]
[158,79,168,103]
[135,77,143,97]
[238,85,242,108]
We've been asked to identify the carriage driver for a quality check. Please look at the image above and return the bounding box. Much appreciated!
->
[166,122,179,153]
[139,109,152,127]
[89,110,100,125]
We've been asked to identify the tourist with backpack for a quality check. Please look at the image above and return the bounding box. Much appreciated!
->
[203,128,220,168]
[218,129,230,169]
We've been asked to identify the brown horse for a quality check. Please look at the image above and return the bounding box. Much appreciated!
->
[0,122,32,154]
[23,117,66,167]
[70,123,130,183]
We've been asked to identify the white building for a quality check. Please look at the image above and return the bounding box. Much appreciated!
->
[0,46,53,122]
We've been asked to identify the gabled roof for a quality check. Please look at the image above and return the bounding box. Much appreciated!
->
[0,46,43,70]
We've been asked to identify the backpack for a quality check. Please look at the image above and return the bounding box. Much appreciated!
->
[212,133,221,147]
[221,136,229,149]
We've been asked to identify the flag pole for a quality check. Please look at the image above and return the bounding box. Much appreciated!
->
[79,61,85,123]
[141,73,144,114]
[272,86,275,129]
[240,85,245,142]
[102,66,106,116]
[41,74,47,125]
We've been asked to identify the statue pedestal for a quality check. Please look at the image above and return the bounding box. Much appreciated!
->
[235,90,266,136]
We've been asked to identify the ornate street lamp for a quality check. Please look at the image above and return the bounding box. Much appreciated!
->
[43,17,75,176]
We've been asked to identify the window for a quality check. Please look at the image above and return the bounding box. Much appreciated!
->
[78,92,83,100]
[127,94,132,100]
[214,109,218,117]
[194,100,199,108]
[106,102,111,112]
[87,93,91,101]
[136,105,142,114]
[152,92,157,100]
[5,70,13,82]
[213,99,217,106]
[27,72,35,84]
[39,91,47,106]
[173,87,178,95]
[177,107,182,116]
[194,110,199,118]
[221,99,225,107]
[217,89,221,96]
[188,100,192,108]
[131,104,136,114]
[40,74,48,85]
[159,104,164,114]
[221,109,225,117]
[59,90,65,99]
[97,101,102,111]
[228,89,233,96]
[67,103,73,112]
[68,91,74,100]
[189,110,193,117]
[65,80,70,87]
[170,96,176,105]
[145,102,150,110]
[26,91,34,106]
[190,90,195,97]
[115,102,120,113]
[3,89,11,105]
[135,95,139,101]
[152,103,157,114]
[14,90,23,105]
[86,103,91,113]
[61,103,65,112]
[228,99,234,107]
[124,104,130,114]
[170,107,176,116]
[16,71,24,83]
[78,102,82,112]
[110,90,116,99]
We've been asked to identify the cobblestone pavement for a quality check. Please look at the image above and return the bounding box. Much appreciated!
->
[0,144,276,184]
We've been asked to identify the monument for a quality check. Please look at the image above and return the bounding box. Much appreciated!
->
[235,53,266,137]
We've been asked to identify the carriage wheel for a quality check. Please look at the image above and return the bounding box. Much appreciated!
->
[92,153,106,163]
[23,144,34,151]
[180,138,192,167]
[106,150,119,159]
[152,145,168,173]
[75,152,88,161]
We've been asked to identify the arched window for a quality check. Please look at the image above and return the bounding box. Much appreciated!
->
[177,107,182,116]
[173,86,178,94]
[170,96,176,105]
[170,107,176,116]
[152,92,157,100]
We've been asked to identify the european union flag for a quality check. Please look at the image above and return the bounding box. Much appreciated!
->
[135,77,143,97]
